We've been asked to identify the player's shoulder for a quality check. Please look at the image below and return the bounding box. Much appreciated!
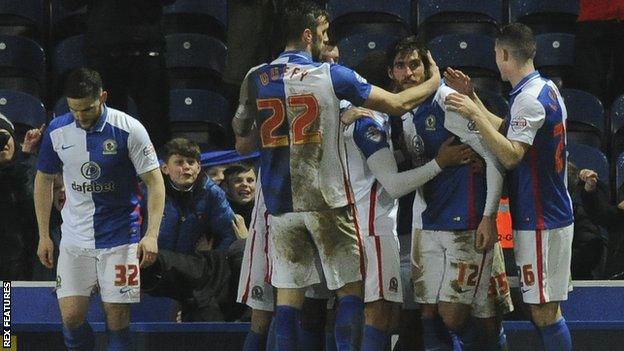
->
[48,113,74,131]
[105,107,145,133]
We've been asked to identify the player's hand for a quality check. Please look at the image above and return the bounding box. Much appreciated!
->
[426,51,441,87]
[37,236,55,269]
[340,106,376,125]
[444,68,475,99]
[445,92,481,120]
[435,137,476,168]
[22,123,45,154]
[138,234,158,268]
[232,214,248,240]
[579,168,598,192]
[475,215,497,252]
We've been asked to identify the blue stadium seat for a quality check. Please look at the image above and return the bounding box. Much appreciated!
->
[429,34,503,94]
[52,35,86,99]
[0,35,45,98]
[0,0,44,41]
[610,95,624,162]
[337,31,402,70]
[561,88,604,149]
[164,0,227,40]
[417,0,502,41]
[0,90,45,135]
[53,96,139,120]
[169,89,229,149]
[510,0,579,34]
[50,0,87,42]
[535,33,575,88]
[617,152,624,200]
[568,143,609,184]
[166,33,226,90]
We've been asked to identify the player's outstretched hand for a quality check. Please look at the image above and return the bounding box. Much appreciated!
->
[476,216,497,252]
[138,234,158,268]
[340,106,376,125]
[445,92,480,120]
[37,236,55,269]
[435,136,476,168]
[444,68,475,98]
[232,214,248,239]
[578,168,598,192]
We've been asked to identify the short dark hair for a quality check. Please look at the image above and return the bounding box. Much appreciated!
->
[386,35,432,80]
[496,23,536,62]
[223,163,254,183]
[282,1,328,45]
[163,138,201,162]
[64,68,103,99]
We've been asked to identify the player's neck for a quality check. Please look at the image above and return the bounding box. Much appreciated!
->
[508,62,536,89]
[284,43,309,55]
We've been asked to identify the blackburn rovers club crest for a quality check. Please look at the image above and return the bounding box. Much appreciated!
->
[425,114,436,131]
[467,120,478,132]
[102,139,118,155]
[251,286,264,300]
[365,125,383,143]
[389,277,398,293]
[56,275,62,289]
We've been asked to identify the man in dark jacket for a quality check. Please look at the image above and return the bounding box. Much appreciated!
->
[60,0,175,148]
[141,138,243,321]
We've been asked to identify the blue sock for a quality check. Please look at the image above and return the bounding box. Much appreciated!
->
[539,318,572,351]
[326,331,338,351]
[449,331,462,350]
[334,295,364,351]
[107,327,132,351]
[244,331,267,351]
[298,325,324,351]
[362,325,388,351]
[422,317,452,351]
[274,305,300,351]
[62,322,95,351]
[266,318,277,351]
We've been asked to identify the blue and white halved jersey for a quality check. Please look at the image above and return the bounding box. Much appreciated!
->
[235,51,372,215]
[37,106,160,249]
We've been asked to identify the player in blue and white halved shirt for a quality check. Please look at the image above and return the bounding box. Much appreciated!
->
[34,68,165,351]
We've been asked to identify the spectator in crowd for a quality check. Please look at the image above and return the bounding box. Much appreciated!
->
[206,164,229,186]
[222,163,257,227]
[0,114,42,280]
[572,0,624,105]
[567,163,606,279]
[60,0,175,149]
[140,138,245,321]
[579,168,624,279]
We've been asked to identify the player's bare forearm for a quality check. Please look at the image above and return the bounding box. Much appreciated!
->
[235,129,259,155]
[34,171,56,239]
[140,168,165,239]
[232,116,254,137]
[473,116,526,170]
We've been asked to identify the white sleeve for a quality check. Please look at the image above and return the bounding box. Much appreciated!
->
[367,147,442,199]
[233,65,264,122]
[482,150,505,216]
[127,120,160,175]
[507,93,545,145]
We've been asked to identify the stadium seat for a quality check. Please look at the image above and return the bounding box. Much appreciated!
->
[510,0,579,34]
[50,0,87,42]
[616,152,624,201]
[163,0,227,41]
[166,33,226,90]
[568,143,609,184]
[478,91,509,119]
[429,34,504,94]
[0,0,44,41]
[417,0,502,42]
[0,35,45,98]
[561,88,604,149]
[53,96,139,120]
[0,90,45,136]
[51,35,86,100]
[327,0,411,43]
[535,33,575,88]
[337,31,403,69]
[610,95,624,162]
[169,89,229,149]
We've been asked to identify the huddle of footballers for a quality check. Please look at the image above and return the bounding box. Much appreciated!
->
[233,1,573,351]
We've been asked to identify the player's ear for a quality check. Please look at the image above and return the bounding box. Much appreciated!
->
[160,162,169,175]
[502,48,510,62]
[302,28,313,45]
[99,90,108,105]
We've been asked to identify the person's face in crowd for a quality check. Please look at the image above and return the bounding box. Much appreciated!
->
[0,129,15,164]
[162,154,201,189]
[226,169,256,205]
[206,165,228,185]
[311,16,330,61]
[67,91,107,130]
[389,50,426,92]
[53,176,66,211]
[321,45,339,64]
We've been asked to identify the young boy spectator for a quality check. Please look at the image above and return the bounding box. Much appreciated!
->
[222,163,257,227]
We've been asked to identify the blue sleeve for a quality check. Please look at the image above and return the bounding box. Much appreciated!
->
[206,183,237,251]
[330,64,372,107]
[353,118,389,159]
[36,127,62,174]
